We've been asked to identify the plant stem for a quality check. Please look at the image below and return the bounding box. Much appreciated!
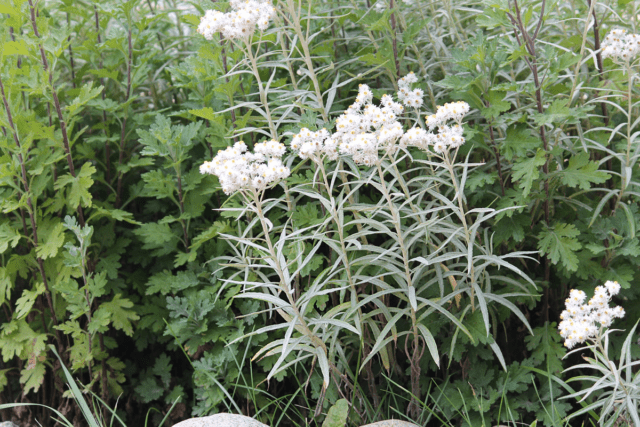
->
[251,190,349,390]
[0,73,63,350]
[115,26,134,208]
[317,161,360,318]
[389,0,400,79]
[28,0,85,227]
[444,151,476,310]
[243,39,278,139]
[94,6,111,184]
[283,0,329,122]
[615,66,635,209]
[66,13,76,89]
[220,36,239,143]
[175,168,190,251]
[375,161,421,414]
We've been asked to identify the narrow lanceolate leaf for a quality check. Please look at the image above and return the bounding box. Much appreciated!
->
[511,149,546,198]
[559,152,610,189]
[538,223,581,272]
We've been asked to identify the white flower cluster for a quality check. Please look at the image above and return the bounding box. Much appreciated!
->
[290,128,339,161]
[197,0,276,41]
[331,84,405,165]
[425,101,471,129]
[200,140,290,194]
[286,77,470,166]
[397,72,424,109]
[558,281,625,349]
[601,29,640,62]
[422,101,471,154]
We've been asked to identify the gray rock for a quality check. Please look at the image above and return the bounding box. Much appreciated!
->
[172,414,269,427]
[360,421,420,427]
[0,422,20,427]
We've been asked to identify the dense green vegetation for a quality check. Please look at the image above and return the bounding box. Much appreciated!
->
[1,0,639,426]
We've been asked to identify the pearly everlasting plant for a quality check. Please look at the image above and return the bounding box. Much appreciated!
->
[197,0,277,40]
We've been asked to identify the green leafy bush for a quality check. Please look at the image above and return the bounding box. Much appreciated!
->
[1,0,640,426]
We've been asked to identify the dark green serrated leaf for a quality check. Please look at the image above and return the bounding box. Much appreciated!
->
[511,149,546,198]
[538,223,581,272]
[558,152,609,189]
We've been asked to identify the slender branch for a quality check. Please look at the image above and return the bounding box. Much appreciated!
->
[507,0,551,320]
[485,108,505,195]
[176,171,190,251]
[94,6,111,184]
[389,0,400,79]
[220,36,239,143]
[243,40,278,139]
[28,0,85,227]
[375,160,421,415]
[115,27,134,208]
[66,13,76,89]
[0,73,63,348]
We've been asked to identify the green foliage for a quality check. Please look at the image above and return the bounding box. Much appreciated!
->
[322,399,349,427]
[2,0,640,426]
[538,223,581,272]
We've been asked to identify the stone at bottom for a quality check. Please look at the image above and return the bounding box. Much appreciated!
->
[172,414,269,427]
[360,421,420,427]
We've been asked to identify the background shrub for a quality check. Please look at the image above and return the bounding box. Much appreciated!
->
[0,0,639,426]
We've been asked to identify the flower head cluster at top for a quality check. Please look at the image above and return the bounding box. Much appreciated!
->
[199,140,289,194]
[558,281,625,349]
[197,0,276,41]
[601,29,640,62]
[331,84,405,166]
[289,75,471,165]
[396,72,424,109]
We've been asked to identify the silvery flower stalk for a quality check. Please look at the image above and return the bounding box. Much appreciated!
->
[289,128,365,334]
[242,41,279,139]
[600,29,640,208]
[279,0,329,122]
[200,139,344,391]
